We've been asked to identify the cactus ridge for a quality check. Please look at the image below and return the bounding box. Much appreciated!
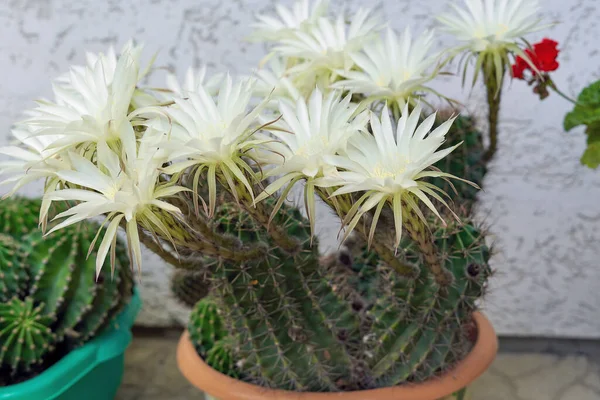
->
[0,234,27,302]
[0,198,134,384]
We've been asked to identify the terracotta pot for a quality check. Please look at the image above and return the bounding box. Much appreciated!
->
[177,312,497,400]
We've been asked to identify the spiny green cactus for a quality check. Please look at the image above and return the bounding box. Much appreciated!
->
[0,298,54,374]
[205,337,238,378]
[0,234,27,302]
[363,218,490,387]
[0,197,42,237]
[186,198,491,392]
[171,270,211,308]
[431,115,488,211]
[0,197,67,239]
[0,212,133,384]
[188,297,227,356]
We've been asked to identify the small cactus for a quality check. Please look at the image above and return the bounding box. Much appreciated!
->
[188,297,227,356]
[0,298,54,374]
[205,337,238,378]
[0,202,134,385]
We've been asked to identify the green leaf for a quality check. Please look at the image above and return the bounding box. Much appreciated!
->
[564,80,600,131]
[580,142,600,169]
[580,126,600,169]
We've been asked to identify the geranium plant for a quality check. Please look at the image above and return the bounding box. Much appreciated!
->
[0,0,554,398]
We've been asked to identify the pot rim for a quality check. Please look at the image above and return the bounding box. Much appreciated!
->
[177,311,497,400]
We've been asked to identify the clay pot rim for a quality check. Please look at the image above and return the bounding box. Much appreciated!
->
[177,311,498,400]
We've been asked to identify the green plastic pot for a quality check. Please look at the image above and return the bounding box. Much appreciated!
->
[0,288,141,400]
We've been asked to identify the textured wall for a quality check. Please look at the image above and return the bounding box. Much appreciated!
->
[0,0,599,337]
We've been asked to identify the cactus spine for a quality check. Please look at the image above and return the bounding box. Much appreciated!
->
[0,198,134,385]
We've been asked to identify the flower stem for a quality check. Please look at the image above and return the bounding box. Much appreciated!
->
[547,79,578,105]
[222,178,300,254]
[482,64,503,163]
[314,187,416,279]
[403,209,452,287]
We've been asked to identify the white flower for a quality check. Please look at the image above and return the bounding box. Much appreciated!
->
[332,27,441,111]
[165,66,224,97]
[274,8,382,86]
[144,75,267,217]
[44,129,186,276]
[316,103,468,247]
[254,56,303,107]
[255,87,368,233]
[437,0,549,86]
[437,0,546,53]
[56,41,145,87]
[22,44,141,155]
[250,0,329,41]
[0,125,76,230]
[0,127,66,195]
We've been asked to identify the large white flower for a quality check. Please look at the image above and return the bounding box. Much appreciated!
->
[316,103,467,247]
[165,66,224,98]
[145,75,267,217]
[437,0,545,53]
[437,0,549,86]
[22,44,141,155]
[255,88,368,233]
[250,0,329,41]
[44,129,186,276]
[274,8,382,86]
[332,27,441,112]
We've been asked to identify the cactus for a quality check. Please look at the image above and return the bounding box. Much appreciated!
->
[0,234,27,302]
[205,337,238,378]
[431,115,488,212]
[188,297,227,355]
[0,298,54,376]
[171,270,211,308]
[182,196,491,392]
[0,197,67,238]
[0,197,42,237]
[0,209,134,385]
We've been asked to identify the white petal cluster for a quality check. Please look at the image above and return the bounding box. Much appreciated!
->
[251,1,384,96]
[332,28,441,112]
[250,0,329,41]
[315,103,462,246]
[2,0,525,273]
[437,0,546,53]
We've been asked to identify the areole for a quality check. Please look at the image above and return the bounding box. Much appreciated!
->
[177,312,498,400]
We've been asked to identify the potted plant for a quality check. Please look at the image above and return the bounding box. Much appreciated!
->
[0,197,139,400]
[0,0,554,399]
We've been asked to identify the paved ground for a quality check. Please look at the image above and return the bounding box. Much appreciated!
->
[116,332,600,400]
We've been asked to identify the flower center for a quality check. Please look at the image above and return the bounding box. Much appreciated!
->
[371,158,410,180]
[296,135,330,157]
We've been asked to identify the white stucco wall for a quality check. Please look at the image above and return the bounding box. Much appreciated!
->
[1,0,599,338]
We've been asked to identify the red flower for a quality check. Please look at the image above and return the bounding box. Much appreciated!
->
[511,38,560,79]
